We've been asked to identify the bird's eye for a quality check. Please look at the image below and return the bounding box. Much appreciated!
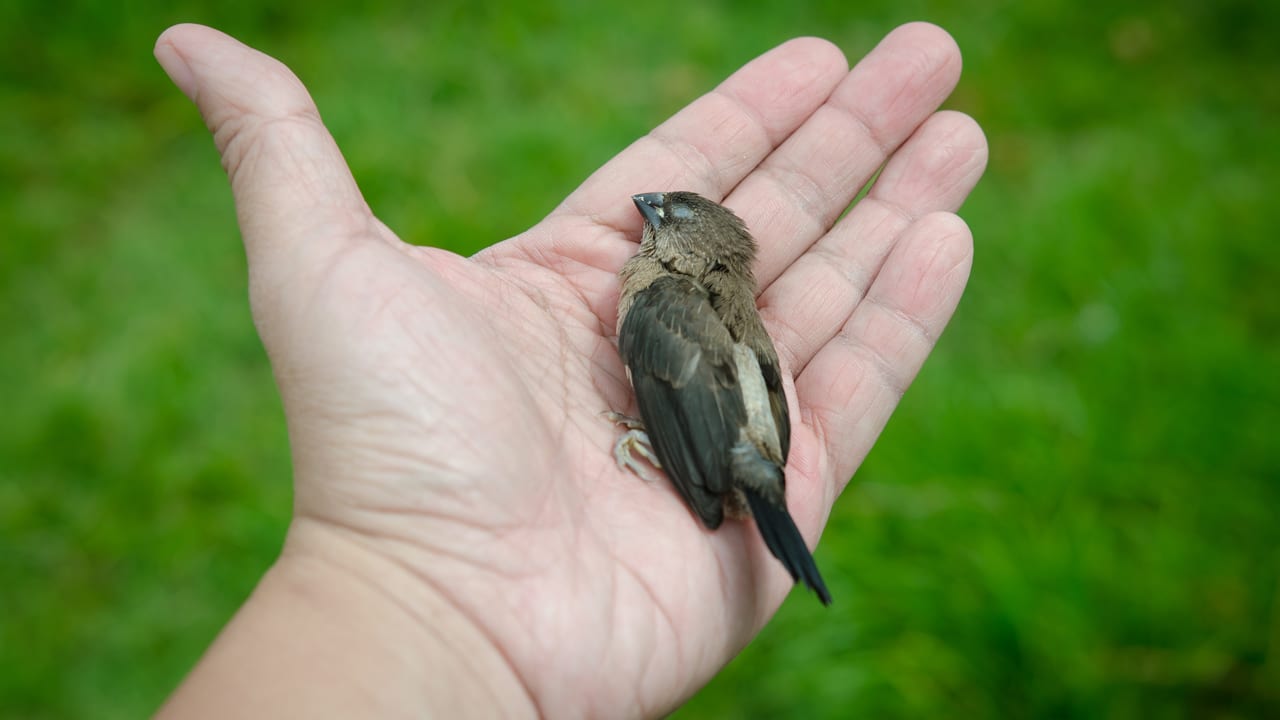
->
[671,203,694,220]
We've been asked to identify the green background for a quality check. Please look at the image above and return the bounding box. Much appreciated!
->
[3,0,1277,717]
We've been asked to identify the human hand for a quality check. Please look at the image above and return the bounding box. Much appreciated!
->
[154,22,986,719]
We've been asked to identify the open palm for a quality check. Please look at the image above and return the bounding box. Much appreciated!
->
[156,22,986,718]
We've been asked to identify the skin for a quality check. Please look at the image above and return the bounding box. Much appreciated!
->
[152,21,987,720]
[616,191,831,604]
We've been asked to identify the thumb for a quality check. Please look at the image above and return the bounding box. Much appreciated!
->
[154,24,378,315]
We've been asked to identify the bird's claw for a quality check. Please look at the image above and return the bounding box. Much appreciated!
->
[605,411,663,481]
[614,429,663,481]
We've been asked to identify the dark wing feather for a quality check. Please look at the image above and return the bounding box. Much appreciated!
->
[618,275,747,530]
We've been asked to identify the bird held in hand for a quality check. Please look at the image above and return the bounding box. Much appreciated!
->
[612,191,831,605]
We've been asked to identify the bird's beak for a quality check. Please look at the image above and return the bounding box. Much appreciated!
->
[632,192,665,229]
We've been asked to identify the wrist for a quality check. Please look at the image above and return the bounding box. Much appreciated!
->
[159,518,534,718]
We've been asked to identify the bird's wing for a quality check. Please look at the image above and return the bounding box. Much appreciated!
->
[618,274,747,530]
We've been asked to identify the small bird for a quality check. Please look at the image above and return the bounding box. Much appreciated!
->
[613,191,831,605]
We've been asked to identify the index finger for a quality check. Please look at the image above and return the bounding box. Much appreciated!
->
[551,37,849,233]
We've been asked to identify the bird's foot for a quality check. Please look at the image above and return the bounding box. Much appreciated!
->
[604,411,662,481]
[614,429,663,481]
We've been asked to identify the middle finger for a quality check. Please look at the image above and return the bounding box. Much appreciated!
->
[726,22,964,284]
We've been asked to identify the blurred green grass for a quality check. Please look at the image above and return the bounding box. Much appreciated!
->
[2,0,1277,717]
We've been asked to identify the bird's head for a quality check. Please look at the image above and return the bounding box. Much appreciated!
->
[631,191,757,273]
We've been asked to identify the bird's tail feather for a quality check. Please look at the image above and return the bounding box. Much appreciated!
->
[741,485,832,606]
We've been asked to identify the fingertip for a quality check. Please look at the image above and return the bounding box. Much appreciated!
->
[154,25,201,102]
[922,210,975,258]
[932,110,989,157]
[154,25,266,110]
[872,21,964,94]
[887,21,963,67]
[870,110,989,213]
[718,35,850,144]
[939,111,990,194]
[773,36,850,76]
[893,211,975,310]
